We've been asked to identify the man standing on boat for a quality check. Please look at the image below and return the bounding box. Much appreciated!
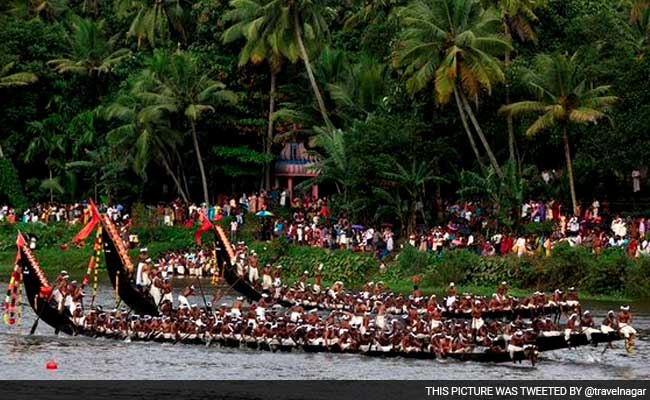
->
[471,300,484,339]
[313,264,323,294]
[261,264,273,292]
[273,266,282,299]
[446,282,457,309]
[496,281,508,304]
[135,248,148,289]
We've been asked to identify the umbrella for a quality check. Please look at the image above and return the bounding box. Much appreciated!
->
[256,210,274,217]
[351,224,365,230]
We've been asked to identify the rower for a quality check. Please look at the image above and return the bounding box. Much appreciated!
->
[565,313,580,343]
[508,330,525,360]
[178,285,195,309]
[412,285,423,299]
[580,310,600,342]
[488,293,501,310]
[273,265,282,299]
[53,271,69,312]
[313,264,323,294]
[232,296,244,317]
[446,282,457,309]
[261,264,273,292]
[601,310,618,334]
[65,280,81,314]
[471,300,484,339]
[618,305,637,342]
[497,281,508,303]
[298,271,309,291]
[566,287,580,311]
[550,289,563,307]
[161,278,173,304]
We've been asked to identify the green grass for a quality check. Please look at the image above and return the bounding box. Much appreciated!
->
[374,278,635,303]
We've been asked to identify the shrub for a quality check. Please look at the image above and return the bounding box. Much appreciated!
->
[626,256,650,298]
[587,248,631,294]
[395,245,433,277]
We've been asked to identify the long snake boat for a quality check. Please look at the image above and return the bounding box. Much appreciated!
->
[16,233,78,335]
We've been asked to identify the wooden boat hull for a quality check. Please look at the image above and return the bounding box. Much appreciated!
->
[18,243,78,336]
[491,331,622,352]
[101,219,159,317]
[212,226,262,302]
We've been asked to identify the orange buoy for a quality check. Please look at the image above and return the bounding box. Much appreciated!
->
[46,361,58,370]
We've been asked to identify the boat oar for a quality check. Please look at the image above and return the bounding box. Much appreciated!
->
[173,332,192,345]
[29,295,43,335]
[30,292,55,335]
[194,276,210,311]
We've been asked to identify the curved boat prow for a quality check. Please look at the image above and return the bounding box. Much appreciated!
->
[212,225,262,302]
[100,215,159,316]
[16,233,78,336]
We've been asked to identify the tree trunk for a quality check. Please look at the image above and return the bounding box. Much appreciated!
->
[265,69,277,190]
[408,205,417,236]
[190,119,210,205]
[563,125,578,215]
[0,144,4,158]
[435,180,444,223]
[49,166,53,203]
[505,48,516,165]
[174,149,191,200]
[161,155,189,203]
[453,88,486,171]
[293,11,331,127]
[458,86,504,178]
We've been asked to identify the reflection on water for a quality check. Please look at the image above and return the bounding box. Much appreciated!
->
[1,283,648,380]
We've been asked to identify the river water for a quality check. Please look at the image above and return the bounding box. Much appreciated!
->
[1,280,648,380]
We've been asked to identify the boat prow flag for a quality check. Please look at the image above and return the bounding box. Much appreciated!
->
[73,199,101,246]
[16,231,26,248]
[195,211,213,246]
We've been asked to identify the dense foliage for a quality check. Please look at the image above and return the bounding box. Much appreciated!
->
[1,0,650,230]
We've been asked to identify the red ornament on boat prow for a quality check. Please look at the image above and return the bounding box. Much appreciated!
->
[46,361,58,370]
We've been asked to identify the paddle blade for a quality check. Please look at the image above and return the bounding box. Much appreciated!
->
[29,318,39,335]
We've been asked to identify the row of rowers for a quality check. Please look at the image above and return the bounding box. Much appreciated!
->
[131,255,583,316]
[70,299,636,355]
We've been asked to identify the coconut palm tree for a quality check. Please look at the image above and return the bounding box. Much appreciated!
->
[0,62,37,158]
[343,0,403,30]
[629,8,650,59]
[48,17,131,77]
[499,52,618,214]
[24,117,67,202]
[99,91,190,202]
[223,0,286,190]
[380,157,445,234]
[624,0,650,23]
[133,50,237,204]
[6,0,68,21]
[0,62,38,89]
[114,0,190,48]
[483,0,543,163]
[393,0,511,178]
[239,0,333,127]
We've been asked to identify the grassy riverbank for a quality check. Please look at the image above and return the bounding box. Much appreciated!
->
[0,222,647,302]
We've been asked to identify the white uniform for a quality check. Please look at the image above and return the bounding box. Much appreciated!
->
[248,266,259,284]
[262,274,273,290]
